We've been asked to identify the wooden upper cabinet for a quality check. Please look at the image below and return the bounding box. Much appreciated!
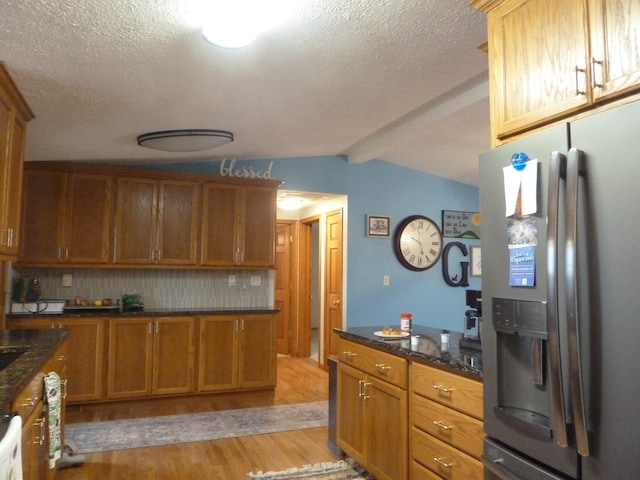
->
[0,63,34,259]
[475,0,640,143]
[20,169,112,265]
[201,183,276,267]
[114,177,199,265]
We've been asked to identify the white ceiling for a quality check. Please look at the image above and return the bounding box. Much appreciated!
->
[0,0,489,186]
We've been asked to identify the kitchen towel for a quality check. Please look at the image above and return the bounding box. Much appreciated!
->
[0,415,23,480]
[44,371,62,469]
[503,159,538,216]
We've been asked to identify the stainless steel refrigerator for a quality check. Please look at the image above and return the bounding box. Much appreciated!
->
[479,99,640,479]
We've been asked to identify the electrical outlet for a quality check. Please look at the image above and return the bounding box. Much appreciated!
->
[250,275,262,287]
[228,275,236,287]
[383,275,390,286]
[62,274,73,287]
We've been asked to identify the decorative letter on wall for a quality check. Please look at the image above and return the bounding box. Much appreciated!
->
[442,242,470,287]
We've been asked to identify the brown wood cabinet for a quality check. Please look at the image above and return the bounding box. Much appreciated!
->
[107,316,195,399]
[201,183,276,267]
[337,338,408,480]
[473,0,640,143]
[20,169,113,265]
[198,314,276,392]
[0,63,34,260]
[12,338,68,480]
[114,177,199,265]
[7,316,106,403]
[410,362,484,480]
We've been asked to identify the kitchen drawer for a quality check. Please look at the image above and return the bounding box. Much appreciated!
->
[411,362,482,419]
[411,395,484,459]
[412,426,483,480]
[12,370,45,421]
[411,460,444,480]
[337,338,407,389]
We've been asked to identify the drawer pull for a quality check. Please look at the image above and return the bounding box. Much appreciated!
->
[433,384,453,393]
[342,351,356,358]
[21,396,39,408]
[433,457,453,469]
[433,420,453,431]
[375,363,390,372]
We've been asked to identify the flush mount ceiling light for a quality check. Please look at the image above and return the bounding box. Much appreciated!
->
[277,196,304,210]
[137,129,233,152]
[198,0,304,48]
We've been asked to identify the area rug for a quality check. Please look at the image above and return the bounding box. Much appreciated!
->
[248,458,374,479]
[66,401,327,454]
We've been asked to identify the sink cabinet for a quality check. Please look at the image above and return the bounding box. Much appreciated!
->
[337,338,408,480]
[198,313,276,392]
[114,177,199,265]
[0,63,34,260]
[20,169,113,265]
[107,316,196,399]
[7,316,107,403]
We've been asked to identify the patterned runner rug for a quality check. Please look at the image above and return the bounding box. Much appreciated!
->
[248,459,375,480]
[66,401,328,454]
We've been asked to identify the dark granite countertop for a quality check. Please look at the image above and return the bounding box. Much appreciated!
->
[7,306,279,319]
[0,328,69,436]
[335,325,482,379]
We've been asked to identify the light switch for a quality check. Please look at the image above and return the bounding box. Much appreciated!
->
[228,275,236,287]
[383,275,390,286]
[62,274,73,287]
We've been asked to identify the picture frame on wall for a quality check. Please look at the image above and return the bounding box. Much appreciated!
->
[366,215,390,238]
[470,246,482,277]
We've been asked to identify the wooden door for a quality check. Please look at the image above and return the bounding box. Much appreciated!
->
[2,113,26,256]
[324,209,343,365]
[337,363,366,466]
[488,0,590,139]
[114,177,157,264]
[156,180,199,265]
[64,173,112,264]
[197,316,238,391]
[275,222,293,354]
[107,317,153,398]
[242,186,276,266]
[239,314,276,389]
[20,170,66,263]
[153,316,195,395]
[200,183,239,266]
[589,0,640,102]
[22,406,48,480]
[0,92,11,256]
[59,317,106,403]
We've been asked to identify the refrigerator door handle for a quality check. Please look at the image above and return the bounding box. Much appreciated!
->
[566,147,589,456]
[546,151,568,448]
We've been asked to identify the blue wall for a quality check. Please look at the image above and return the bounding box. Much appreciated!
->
[148,155,480,333]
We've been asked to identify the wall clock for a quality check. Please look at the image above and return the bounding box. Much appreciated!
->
[393,215,443,271]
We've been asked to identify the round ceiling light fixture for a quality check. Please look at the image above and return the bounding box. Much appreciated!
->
[137,129,234,152]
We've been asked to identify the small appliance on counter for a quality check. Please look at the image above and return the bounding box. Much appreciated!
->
[9,276,66,314]
[459,289,482,351]
[10,299,66,314]
[121,293,144,312]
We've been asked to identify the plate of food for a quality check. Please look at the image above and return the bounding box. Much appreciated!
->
[374,327,410,339]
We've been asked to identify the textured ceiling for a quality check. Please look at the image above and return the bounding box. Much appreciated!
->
[0,0,489,186]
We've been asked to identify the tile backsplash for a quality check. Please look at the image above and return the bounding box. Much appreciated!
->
[11,267,274,310]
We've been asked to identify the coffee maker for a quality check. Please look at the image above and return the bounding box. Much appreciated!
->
[460,289,482,351]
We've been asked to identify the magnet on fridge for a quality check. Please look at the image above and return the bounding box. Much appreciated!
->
[511,152,529,171]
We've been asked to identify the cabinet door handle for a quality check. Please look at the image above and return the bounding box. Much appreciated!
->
[574,66,587,95]
[591,57,603,89]
[433,420,453,431]
[358,379,364,398]
[433,384,453,393]
[433,457,453,469]
[61,379,68,399]
[0,229,8,246]
[148,322,153,335]
[34,418,46,445]
[8,228,13,247]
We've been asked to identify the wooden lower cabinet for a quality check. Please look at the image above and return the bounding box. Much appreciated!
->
[198,314,276,392]
[107,316,195,399]
[12,338,68,480]
[7,317,106,403]
[336,338,408,480]
[410,362,484,479]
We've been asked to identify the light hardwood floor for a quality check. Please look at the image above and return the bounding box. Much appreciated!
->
[57,356,341,479]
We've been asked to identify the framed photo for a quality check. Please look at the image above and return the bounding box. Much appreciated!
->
[470,246,482,277]
[366,215,390,238]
